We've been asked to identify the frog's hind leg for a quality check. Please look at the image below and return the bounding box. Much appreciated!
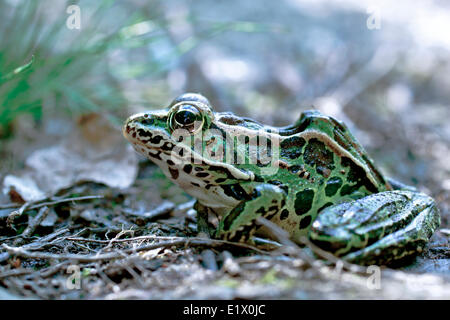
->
[309,190,440,266]
[216,184,286,243]
[342,204,439,266]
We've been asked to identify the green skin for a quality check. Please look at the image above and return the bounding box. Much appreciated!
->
[123,93,440,265]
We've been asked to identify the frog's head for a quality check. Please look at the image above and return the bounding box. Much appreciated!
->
[123,93,212,163]
[123,93,274,205]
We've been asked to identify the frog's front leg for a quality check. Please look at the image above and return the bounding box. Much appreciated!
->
[309,190,440,265]
[216,184,286,242]
[194,201,214,238]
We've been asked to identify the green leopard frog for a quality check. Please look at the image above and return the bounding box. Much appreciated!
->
[123,93,440,265]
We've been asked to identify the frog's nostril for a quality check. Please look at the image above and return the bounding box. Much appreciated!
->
[123,115,139,139]
[141,118,155,126]
[124,123,131,134]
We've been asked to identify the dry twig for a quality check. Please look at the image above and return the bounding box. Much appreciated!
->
[3,237,268,262]
[14,206,50,246]
[5,195,103,230]
[6,202,31,229]
[256,217,366,274]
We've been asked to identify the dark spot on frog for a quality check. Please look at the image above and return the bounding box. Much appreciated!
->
[167,159,175,166]
[303,138,335,176]
[150,135,163,145]
[294,189,315,216]
[141,118,154,126]
[137,129,152,138]
[316,166,331,178]
[233,150,239,164]
[183,164,192,174]
[132,132,136,138]
[266,210,280,220]
[205,136,216,147]
[254,175,265,183]
[168,167,179,180]
[268,180,289,194]
[330,117,347,133]
[208,165,236,180]
[191,182,200,187]
[299,171,310,179]
[299,215,312,230]
[215,177,227,183]
[256,206,266,214]
[282,149,302,160]
[288,165,303,174]
[281,136,306,149]
[341,157,378,193]
[221,184,251,201]
[148,151,161,160]
[280,209,289,220]
[256,160,268,167]
[339,183,360,196]
[280,136,306,159]
[276,160,289,169]
[219,115,246,126]
[333,127,352,154]
[318,202,333,212]
[196,172,209,178]
[325,177,343,197]
[160,142,174,151]
[333,127,388,189]
[286,112,313,135]
[222,202,247,231]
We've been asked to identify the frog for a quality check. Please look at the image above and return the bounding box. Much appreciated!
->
[123,93,440,265]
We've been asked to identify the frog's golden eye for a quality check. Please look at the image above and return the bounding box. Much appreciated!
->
[169,104,204,133]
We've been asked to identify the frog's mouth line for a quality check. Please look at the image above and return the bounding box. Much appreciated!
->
[133,137,202,164]
[132,136,255,181]
[125,122,257,182]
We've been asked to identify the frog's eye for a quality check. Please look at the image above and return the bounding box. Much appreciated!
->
[169,104,204,133]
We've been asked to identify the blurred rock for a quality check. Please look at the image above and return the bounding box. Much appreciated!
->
[2,114,138,202]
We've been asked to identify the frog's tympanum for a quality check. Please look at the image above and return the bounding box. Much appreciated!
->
[123,93,440,265]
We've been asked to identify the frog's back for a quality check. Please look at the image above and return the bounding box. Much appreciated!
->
[277,110,390,191]
[253,110,392,238]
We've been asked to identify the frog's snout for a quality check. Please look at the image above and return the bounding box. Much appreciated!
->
[122,117,131,139]
[122,113,141,140]
[123,110,172,146]
[123,112,155,142]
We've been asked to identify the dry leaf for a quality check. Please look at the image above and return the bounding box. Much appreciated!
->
[2,114,138,202]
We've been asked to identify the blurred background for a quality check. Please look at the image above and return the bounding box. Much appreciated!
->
[0,0,449,224]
